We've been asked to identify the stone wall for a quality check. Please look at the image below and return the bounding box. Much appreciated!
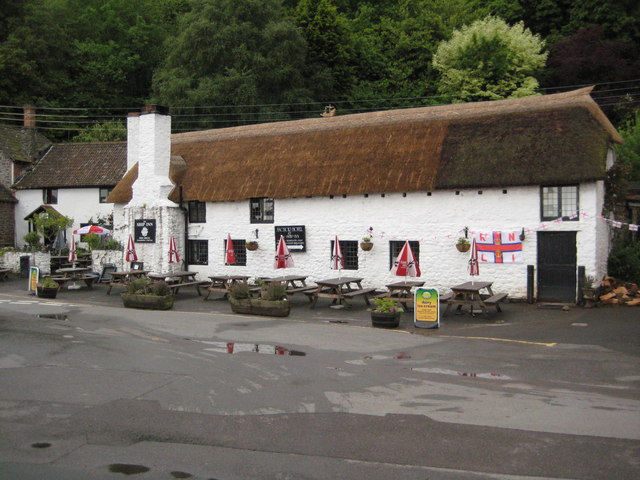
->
[0,201,15,246]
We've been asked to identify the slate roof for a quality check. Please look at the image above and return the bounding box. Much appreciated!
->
[13,142,127,189]
[108,87,622,204]
[0,184,17,203]
[0,125,51,164]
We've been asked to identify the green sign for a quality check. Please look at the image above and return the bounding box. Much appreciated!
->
[414,287,439,328]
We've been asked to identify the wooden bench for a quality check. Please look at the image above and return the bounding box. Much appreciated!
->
[169,281,202,296]
[286,286,317,295]
[483,292,508,312]
[342,287,377,306]
[439,292,453,302]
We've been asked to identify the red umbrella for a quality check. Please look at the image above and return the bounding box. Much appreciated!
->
[225,234,236,265]
[73,225,111,235]
[67,236,76,264]
[331,236,344,277]
[169,236,181,264]
[274,235,294,270]
[390,241,421,278]
[468,237,480,281]
[125,234,137,263]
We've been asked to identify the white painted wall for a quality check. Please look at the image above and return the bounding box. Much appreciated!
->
[14,188,113,247]
[170,183,607,299]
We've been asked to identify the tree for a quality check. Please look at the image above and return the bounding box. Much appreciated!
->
[152,0,311,128]
[432,16,547,102]
[71,121,127,142]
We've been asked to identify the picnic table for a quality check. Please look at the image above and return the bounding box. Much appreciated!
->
[379,280,425,310]
[148,271,203,296]
[203,275,250,300]
[308,276,376,308]
[51,267,95,290]
[442,281,508,316]
[105,270,150,295]
[263,275,316,298]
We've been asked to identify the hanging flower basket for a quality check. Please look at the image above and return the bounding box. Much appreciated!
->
[246,241,259,251]
[360,241,373,251]
[456,243,470,252]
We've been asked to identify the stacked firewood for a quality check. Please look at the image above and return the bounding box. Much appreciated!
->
[599,277,640,306]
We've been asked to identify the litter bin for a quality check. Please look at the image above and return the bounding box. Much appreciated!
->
[20,255,30,278]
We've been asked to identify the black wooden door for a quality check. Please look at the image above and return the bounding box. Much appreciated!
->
[537,232,577,303]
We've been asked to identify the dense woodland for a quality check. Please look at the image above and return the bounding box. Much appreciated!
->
[1,0,638,138]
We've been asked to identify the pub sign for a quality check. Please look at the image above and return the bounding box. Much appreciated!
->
[135,219,156,243]
[274,225,306,252]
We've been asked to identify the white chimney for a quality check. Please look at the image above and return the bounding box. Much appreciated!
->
[128,105,176,207]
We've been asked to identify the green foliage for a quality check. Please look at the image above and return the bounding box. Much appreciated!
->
[433,15,547,102]
[23,231,41,248]
[608,240,640,285]
[128,278,151,294]
[229,282,251,299]
[31,212,73,245]
[71,121,126,142]
[151,280,171,296]
[372,297,403,313]
[39,277,59,289]
[83,233,101,251]
[615,112,640,182]
[97,239,123,251]
[261,282,286,301]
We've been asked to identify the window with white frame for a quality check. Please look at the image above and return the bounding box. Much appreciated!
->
[250,197,274,223]
[43,188,58,204]
[541,185,579,221]
[99,187,113,203]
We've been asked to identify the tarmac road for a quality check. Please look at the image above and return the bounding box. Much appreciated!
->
[0,278,638,479]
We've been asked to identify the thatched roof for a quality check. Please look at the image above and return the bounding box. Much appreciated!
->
[109,87,622,204]
[14,142,127,189]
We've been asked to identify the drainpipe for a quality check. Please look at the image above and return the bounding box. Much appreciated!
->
[179,185,189,265]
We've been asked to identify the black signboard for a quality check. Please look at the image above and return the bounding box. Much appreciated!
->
[274,225,306,252]
[134,219,156,243]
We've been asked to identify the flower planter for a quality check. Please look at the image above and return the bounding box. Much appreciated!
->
[228,296,290,317]
[360,242,374,251]
[36,286,59,299]
[246,242,259,251]
[121,293,175,310]
[456,243,470,252]
[371,311,401,328]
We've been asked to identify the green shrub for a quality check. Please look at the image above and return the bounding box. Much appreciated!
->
[261,282,286,301]
[151,280,171,296]
[84,233,101,250]
[24,231,41,248]
[608,241,640,284]
[127,278,151,294]
[103,239,122,250]
[372,297,403,313]
[229,282,250,299]
[40,277,59,289]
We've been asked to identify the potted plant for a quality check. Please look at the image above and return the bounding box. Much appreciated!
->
[36,277,60,299]
[456,237,470,252]
[246,240,259,251]
[370,297,403,328]
[582,275,597,306]
[228,282,290,317]
[121,278,175,310]
[360,237,374,251]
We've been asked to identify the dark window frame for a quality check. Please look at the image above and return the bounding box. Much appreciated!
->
[188,200,206,223]
[187,239,208,265]
[388,240,420,269]
[224,238,247,266]
[43,187,58,204]
[250,197,274,224]
[330,239,358,270]
[99,187,113,203]
[540,185,579,221]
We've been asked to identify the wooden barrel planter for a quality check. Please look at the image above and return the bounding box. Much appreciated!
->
[36,286,59,299]
[370,311,401,328]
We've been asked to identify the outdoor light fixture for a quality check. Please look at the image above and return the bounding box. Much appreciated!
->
[255,229,259,239]
[463,226,469,239]
[519,228,526,241]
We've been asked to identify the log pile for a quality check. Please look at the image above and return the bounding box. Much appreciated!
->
[599,277,640,306]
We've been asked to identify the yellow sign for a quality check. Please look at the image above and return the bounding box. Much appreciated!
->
[414,288,439,328]
[29,267,40,293]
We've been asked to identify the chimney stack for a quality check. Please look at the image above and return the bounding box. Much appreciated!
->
[23,105,36,128]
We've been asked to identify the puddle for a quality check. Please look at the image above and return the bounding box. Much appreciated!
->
[170,472,193,479]
[31,442,51,449]
[36,314,69,321]
[202,341,305,356]
[108,464,150,475]
[412,367,511,380]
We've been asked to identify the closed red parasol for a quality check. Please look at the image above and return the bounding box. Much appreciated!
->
[125,234,137,263]
[390,241,421,278]
[168,236,181,264]
[225,234,236,265]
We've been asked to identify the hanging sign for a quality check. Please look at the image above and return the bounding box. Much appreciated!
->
[414,287,439,329]
[274,225,306,252]
[134,219,156,243]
